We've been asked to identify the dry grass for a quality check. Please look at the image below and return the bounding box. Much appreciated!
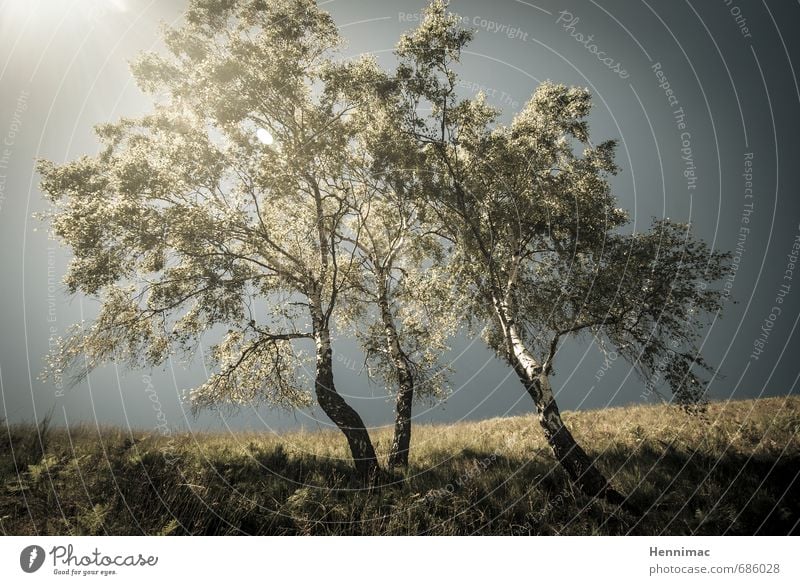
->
[2,396,798,535]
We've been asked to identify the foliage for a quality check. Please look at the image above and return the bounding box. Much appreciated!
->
[393,1,730,406]
[323,58,457,402]
[39,0,374,413]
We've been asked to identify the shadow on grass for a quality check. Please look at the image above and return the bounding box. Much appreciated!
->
[603,443,800,536]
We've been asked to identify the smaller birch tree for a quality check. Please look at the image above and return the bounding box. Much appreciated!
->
[328,60,456,468]
[394,0,730,502]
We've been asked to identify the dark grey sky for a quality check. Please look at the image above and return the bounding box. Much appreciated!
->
[1,0,799,437]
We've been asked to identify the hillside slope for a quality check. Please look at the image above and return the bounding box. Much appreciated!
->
[2,396,798,535]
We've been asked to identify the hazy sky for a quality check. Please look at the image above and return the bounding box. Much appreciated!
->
[1,0,799,437]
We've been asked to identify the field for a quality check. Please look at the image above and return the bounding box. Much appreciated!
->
[2,396,798,535]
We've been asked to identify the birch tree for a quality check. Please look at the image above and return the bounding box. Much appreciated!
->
[328,62,454,468]
[395,1,729,502]
[38,0,383,479]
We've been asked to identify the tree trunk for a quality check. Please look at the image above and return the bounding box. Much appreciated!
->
[494,296,624,505]
[312,317,380,481]
[388,382,414,468]
[517,362,624,504]
[377,277,415,469]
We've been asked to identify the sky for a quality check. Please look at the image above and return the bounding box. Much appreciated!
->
[1,0,799,438]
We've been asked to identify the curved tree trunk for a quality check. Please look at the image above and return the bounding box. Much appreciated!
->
[514,360,624,504]
[312,316,380,482]
[493,295,624,504]
[375,275,415,468]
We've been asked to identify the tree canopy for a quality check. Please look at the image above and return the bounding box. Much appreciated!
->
[387,0,729,498]
[38,0,730,494]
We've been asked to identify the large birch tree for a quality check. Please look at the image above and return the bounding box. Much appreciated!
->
[38,0,385,479]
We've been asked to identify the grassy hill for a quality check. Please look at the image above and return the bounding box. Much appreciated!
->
[2,396,798,535]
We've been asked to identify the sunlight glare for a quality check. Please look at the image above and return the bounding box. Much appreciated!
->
[256,128,274,146]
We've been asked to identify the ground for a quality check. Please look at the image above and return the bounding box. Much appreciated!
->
[2,395,798,535]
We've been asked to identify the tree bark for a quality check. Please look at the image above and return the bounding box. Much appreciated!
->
[388,381,414,468]
[377,281,415,469]
[493,295,624,505]
[311,314,380,481]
